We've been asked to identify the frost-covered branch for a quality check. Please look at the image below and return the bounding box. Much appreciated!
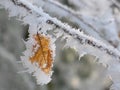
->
[34,0,120,48]
[3,0,120,60]
[31,0,108,42]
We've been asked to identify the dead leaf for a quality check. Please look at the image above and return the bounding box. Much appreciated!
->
[30,33,53,74]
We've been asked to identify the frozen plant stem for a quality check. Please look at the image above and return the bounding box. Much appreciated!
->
[10,0,120,60]
[38,0,115,46]
[46,0,100,35]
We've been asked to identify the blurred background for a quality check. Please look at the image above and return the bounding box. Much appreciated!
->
[1,0,120,90]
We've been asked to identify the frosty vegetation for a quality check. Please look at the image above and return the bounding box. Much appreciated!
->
[0,0,120,90]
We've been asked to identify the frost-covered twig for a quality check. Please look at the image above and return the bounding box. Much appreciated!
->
[6,0,120,60]
[36,0,120,48]
[32,0,107,41]
[47,0,98,31]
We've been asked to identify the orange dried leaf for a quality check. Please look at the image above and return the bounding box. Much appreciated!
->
[30,33,53,74]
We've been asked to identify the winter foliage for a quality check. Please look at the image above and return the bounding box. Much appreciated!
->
[1,0,120,90]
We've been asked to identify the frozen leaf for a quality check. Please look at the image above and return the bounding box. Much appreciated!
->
[30,33,53,74]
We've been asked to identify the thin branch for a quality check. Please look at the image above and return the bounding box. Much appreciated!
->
[37,0,108,41]
[6,0,120,60]
[37,0,120,49]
